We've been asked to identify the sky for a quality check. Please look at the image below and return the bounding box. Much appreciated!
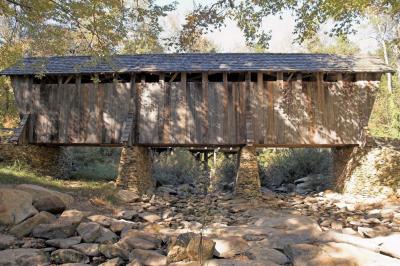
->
[157,0,379,54]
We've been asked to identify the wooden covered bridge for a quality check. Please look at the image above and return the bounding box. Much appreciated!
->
[0,53,393,196]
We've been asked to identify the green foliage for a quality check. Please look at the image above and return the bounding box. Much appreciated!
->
[212,154,237,188]
[305,35,360,55]
[258,148,331,187]
[369,76,400,138]
[152,148,206,185]
[63,147,120,181]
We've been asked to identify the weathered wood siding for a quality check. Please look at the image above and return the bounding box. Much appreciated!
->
[10,72,380,146]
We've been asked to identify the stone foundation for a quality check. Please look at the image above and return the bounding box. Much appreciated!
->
[116,146,155,195]
[0,144,62,176]
[333,139,400,196]
[234,146,261,197]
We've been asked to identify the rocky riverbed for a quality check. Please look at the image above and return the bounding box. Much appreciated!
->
[1,183,400,265]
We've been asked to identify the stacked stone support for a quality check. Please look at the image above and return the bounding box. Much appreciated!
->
[333,138,400,196]
[0,144,62,176]
[234,146,261,197]
[116,146,155,195]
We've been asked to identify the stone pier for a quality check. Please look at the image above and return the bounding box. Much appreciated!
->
[0,144,63,177]
[116,146,155,195]
[333,138,400,196]
[234,146,261,197]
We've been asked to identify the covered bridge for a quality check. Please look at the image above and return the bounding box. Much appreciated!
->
[0,53,394,196]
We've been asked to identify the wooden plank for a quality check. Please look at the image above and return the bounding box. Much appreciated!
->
[245,72,254,144]
[222,73,229,143]
[86,82,96,143]
[9,114,30,144]
[257,72,264,144]
[181,73,188,143]
[239,81,246,143]
[201,72,208,143]
[96,82,105,144]
[187,82,196,143]
[158,73,165,143]
[163,80,171,144]
[227,81,235,144]
[275,72,284,144]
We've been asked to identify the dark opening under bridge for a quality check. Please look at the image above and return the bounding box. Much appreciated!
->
[0,53,394,196]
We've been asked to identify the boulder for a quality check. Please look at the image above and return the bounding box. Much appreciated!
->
[87,215,117,227]
[186,235,215,261]
[72,243,100,257]
[204,260,268,266]
[0,248,49,266]
[59,210,88,225]
[51,249,89,264]
[139,212,161,223]
[130,249,167,266]
[96,226,119,244]
[77,222,101,243]
[45,236,82,249]
[167,233,195,262]
[9,211,56,238]
[121,230,161,247]
[212,236,249,258]
[99,257,125,266]
[0,188,38,225]
[116,190,140,203]
[32,220,77,239]
[118,236,157,250]
[246,246,289,265]
[99,243,129,260]
[114,210,137,220]
[0,233,16,250]
[32,195,66,214]
[16,184,74,207]
[377,233,400,259]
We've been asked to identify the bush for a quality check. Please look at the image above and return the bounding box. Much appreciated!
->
[212,154,237,191]
[258,148,331,188]
[61,147,120,181]
[152,148,206,186]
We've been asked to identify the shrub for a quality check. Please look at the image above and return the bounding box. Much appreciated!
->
[258,148,331,188]
[212,154,237,191]
[152,148,206,186]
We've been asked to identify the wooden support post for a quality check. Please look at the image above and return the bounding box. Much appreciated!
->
[245,72,254,144]
[202,72,209,143]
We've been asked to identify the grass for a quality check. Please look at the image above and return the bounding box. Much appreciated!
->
[0,163,120,207]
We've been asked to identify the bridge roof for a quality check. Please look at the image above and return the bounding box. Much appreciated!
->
[0,53,394,75]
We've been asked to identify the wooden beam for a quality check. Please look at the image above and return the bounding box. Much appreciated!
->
[120,112,134,146]
[245,72,254,144]
[202,72,208,143]
[9,114,30,145]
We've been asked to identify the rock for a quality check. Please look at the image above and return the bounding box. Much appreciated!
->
[32,220,77,239]
[0,248,50,266]
[60,210,87,225]
[72,243,100,257]
[21,238,46,249]
[167,232,196,262]
[96,226,119,244]
[88,215,117,227]
[121,230,161,247]
[46,236,82,249]
[212,236,249,258]
[9,211,56,238]
[0,188,38,225]
[117,190,140,203]
[16,184,74,208]
[77,222,101,243]
[284,242,400,266]
[33,194,66,214]
[130,249,167,266]
[110,220,134,233]
[204,259,267,266]
[99,243,129,260]
[186,235,215,261]
[0,233,16,250]
[115,210,137,220]
[118,236,157,250]
[126,259,144,266]
[51,249,89,264]
[247,246,289,265]
[139,212,161,223]
[99,257,125,266]
[377,233,400,259]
